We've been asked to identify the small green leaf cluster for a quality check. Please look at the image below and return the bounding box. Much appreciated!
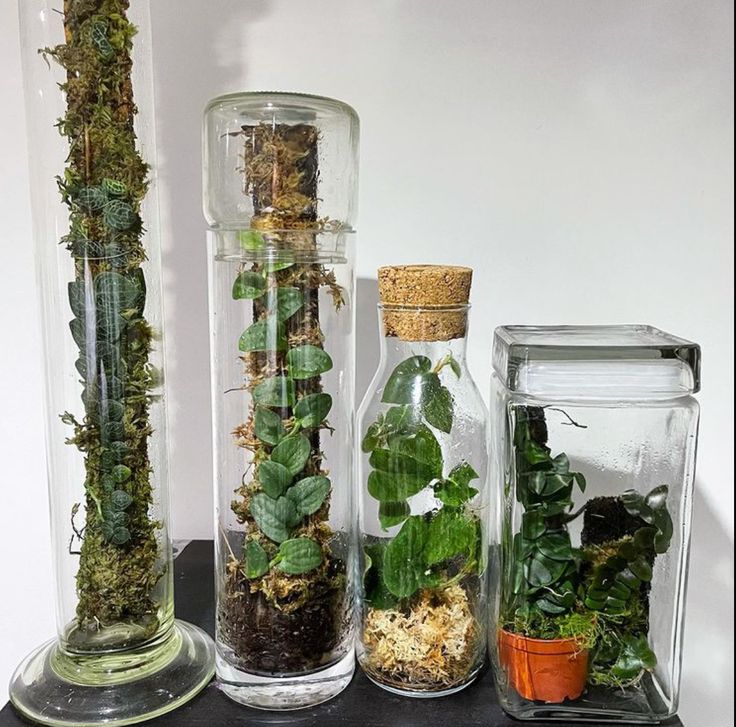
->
[362,354,482,608]
[71,181,140,234]
[236,272,333,402]
[583,486,673,614]
[510,410,587,616]
[68,268,147,546]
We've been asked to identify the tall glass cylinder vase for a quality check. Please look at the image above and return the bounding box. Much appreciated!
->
[356,266,489,697]
[10,3,214,725]
[204,92,359,709]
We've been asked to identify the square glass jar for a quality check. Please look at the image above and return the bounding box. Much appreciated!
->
[489,325,700,722]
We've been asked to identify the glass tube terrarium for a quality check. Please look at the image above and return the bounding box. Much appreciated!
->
[10,2,214,725]
[489,325,700,722]
[204,92,359,709]
[356,265,489,696]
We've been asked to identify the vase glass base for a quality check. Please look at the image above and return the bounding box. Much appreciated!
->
[9,619,215,726]
[217,649,354,710]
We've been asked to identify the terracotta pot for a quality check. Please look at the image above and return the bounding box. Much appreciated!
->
[498,628,589,703]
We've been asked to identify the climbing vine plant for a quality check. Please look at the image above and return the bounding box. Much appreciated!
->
[222,120,347,627]
[45,0,162,641]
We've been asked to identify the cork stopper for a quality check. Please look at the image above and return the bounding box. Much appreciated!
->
[378,265,472,341]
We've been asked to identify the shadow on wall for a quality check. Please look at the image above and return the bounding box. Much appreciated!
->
[356,277,380,406]
[679,485,734,727]
[149,2,271,538]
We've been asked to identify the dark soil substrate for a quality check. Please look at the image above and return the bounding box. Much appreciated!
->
[218,559,348,676]
[581,496,647,546]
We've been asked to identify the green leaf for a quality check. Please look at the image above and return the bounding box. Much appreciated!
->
[434,462,479,507]
[551,453,569,473]
[103,178,127,197]
[629,557,653,582]
[232,271,266,300]
[526,553,566,587]
[367,470,428,502]
[258,460,293,498]
[381,356,433,405]
[238,230,265,250]
[286,475,330,516]
[364,542,399,609]
[95,271,140,309]
[264,258,294,272]
[610,635,657,680]
[574,472,587,492]
[367,426,443,501]
[244,539,269,578]
[252,376,295,407]
[424,509,476,565]
[383,516,427,598]
[103,200,138,231]
[379,501,410,530]
[362,422,381,453]
[536,532,572,561]
[253,406,285,446]
[68,281,88,318]
[273,287,304,320]
[274,538,323,574]
[111,526,131,545]
[521,511,545,539]
[238,318,287,352]
[422,383,453,433]
[271,434,311,477]
[110,490,132,511]
[542,473,573,497]
[75,186,107,212]
[384,405,422,436]
[250,493,298,543]
[392,427,443,475]
[294,393,332,429]
[112,465,131,483]
[448,356,462,378]
[286,345,333,379]
[448,462,479,489]
[104,401,125,422]
[69,318,86,348]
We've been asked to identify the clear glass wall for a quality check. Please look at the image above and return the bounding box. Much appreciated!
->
[204,92,359,709]
[489,325,700,722]
[11,3,213,724]
[356,266,489,697]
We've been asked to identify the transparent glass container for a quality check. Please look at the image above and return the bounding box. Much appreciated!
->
[356,266,489,697]
[10,3,214,725]
[489,325,700,722]
[204,92,359,709]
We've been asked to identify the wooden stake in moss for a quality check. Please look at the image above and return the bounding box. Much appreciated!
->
[45,0,162,647]
[218,120,348,673]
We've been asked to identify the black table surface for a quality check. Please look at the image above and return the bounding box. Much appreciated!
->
[1,541,685,727]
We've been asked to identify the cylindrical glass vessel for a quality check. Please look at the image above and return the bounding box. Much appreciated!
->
[204,92,359,709]
[489,325,700,722]
[356,265,489,696]
[11,3,214,725]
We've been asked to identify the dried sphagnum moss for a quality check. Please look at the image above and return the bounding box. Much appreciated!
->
[363,585,479,690]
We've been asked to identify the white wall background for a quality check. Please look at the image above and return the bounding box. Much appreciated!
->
[0,0,732,724]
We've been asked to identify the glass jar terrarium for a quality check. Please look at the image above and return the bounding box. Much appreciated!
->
[204,92,359,709]
[489,325,700,722]
[10,2,214,726]
[356,265,489,696]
